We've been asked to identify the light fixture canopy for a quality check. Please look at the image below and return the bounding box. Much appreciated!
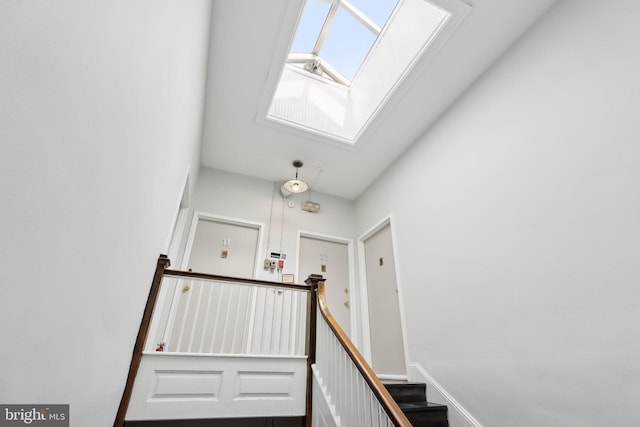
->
[282,160,309,194]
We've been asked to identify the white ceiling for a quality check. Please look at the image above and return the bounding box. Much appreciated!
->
[200,0,557,200]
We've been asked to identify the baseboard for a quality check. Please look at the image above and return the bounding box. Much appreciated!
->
[407,362,482,427]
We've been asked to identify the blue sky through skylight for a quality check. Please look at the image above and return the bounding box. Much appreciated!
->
[290,1,331,53]
[348,0,398,27]
[320,7,376,80]
[289,0,399,83]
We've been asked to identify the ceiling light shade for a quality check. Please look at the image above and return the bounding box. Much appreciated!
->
[283,160,308,194]
[283,179,308,193]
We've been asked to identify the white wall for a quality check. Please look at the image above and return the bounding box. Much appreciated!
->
[0,1,211,426]
[189,168,357,284]
[355,0,640,426]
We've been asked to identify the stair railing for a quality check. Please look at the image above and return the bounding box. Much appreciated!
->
[115,256,409,427]
[151,269,310,355]
[306,275,411,427]
[114,255,314,427]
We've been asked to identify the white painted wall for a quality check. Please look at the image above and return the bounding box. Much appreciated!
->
[355,0,640,426]
[190,168,358,284]
[0,1,211,426]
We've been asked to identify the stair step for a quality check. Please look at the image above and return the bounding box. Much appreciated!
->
[398,402,448,427]
[383,382,427,403]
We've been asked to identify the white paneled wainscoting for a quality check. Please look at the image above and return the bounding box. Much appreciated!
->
[126,353,307,420]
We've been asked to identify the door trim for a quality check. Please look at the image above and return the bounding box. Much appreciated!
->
[162,166,191,259]
[181,211,265,280]
[296,230,357,340]
[358,214,410,373]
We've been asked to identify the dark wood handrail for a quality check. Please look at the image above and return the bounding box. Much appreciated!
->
[114,254,171,427]
[308,276,412,427]
[164,268,312,292]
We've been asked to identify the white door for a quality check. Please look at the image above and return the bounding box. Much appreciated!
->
[299,235,351,335]
[364,223,406,376]
[164,216,260,353]
[186,217,259,278]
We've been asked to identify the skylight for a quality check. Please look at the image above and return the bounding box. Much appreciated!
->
[288,0,399,85]
[261,0,471,145]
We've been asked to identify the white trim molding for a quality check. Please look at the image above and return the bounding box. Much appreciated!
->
[357,213,411,372]
[408,362,483,427]
[295,230,358,342]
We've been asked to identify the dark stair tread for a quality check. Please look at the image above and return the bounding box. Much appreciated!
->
[383,382,427,403]
[399,402,449,427]
[383,381,427,387]
[398,401,447,412]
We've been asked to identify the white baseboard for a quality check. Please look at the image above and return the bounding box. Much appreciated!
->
[407,362,482,427]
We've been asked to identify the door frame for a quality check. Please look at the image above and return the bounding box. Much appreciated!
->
[148,169,191,350]
[181,211,265,280]
[296,230,357,339]
[162,167,191,262]
[358,214,410,378]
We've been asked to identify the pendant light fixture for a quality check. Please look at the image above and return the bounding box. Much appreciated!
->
[282,160,309,194]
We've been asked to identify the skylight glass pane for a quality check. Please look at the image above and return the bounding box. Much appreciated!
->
[290,1,331,53]
[319,6,376,80]
[348,0,399,28]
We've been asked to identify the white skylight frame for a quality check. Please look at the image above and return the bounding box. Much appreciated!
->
[287,0,395,86]
[258,0,472,147]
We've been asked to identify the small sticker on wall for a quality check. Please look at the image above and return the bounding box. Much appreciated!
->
[221,250,228,259]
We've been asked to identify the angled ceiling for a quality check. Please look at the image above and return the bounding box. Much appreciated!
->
[200,0,557,200]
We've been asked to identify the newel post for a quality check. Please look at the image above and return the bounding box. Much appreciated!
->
[114,254,171,427]
[304,274,324,427]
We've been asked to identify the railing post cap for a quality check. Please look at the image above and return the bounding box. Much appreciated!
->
[158,254,171,268]
[304,274,323,285]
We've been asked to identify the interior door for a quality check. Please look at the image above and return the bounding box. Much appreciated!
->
[299,235,351,335]
[364,223,406,376]
[166,216,260,353]
[187,217,259,278]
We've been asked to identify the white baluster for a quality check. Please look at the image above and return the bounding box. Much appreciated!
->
[208,283,225,353]
[197,283,214,353]
[270,288,283,354]
[278,290,292,355]
[243,285,258,354]
[175,278,194,352]
[186,280,204,352]
[230,285,245,354]
[219,284,235,353]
